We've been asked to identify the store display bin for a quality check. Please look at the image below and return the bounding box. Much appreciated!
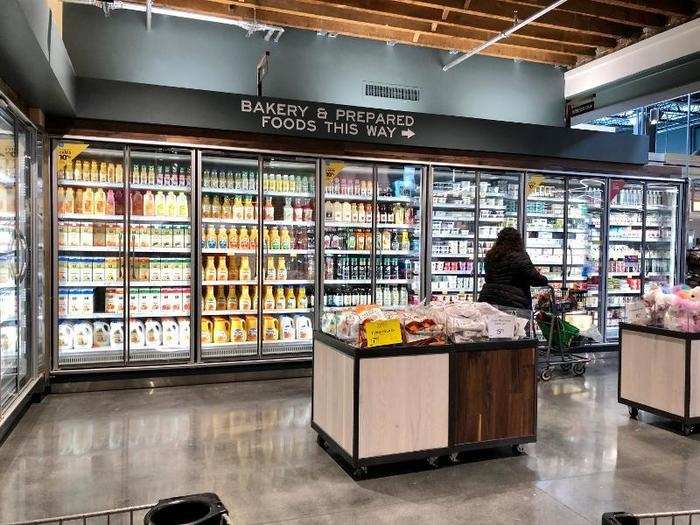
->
[619,322,700,435]
[312,331,538,477]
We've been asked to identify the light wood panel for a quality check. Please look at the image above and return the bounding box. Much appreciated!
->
[620,330,686,417]
[358,354,449,459]
[690,341,700,418]
[313,340,354,455]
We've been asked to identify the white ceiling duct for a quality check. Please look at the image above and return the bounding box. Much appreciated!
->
[63,0,285,40]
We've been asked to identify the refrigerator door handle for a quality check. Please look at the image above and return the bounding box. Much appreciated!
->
[9,229,19,281]
[17,229,28,284]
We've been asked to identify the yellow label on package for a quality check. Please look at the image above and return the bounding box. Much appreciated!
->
[324,161,345,186]
[54,142,89,172]
[526,174,545,196]
[365,319,403,348]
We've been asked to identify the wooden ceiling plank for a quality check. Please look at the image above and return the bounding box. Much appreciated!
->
[588,0,695,17]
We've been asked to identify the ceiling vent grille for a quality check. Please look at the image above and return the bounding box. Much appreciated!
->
[364,82,420,102]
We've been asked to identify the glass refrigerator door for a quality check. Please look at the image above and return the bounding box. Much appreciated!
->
[375,164,422,309]
[476,171,520,293]
[606,181,644,339]
[200,153,259,360]
[430,168,476,302]
[0,110,18,406]
[55,141,127,367]
[321,161,374,319]
[565,178,604,331]
[643,183,679,291]
[15,124,31,389]
[525,175,566,287]
[128,147,192,363]
[261,156,316,355]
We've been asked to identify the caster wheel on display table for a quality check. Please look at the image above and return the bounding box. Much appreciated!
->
[628,406,639,420]
[539,368,552,382]
[511,445,525,456]
[448,452,460,464]
[427,456,440,469]
[682,424,695,436]
[353,466,368,479]
[572,362,586,376]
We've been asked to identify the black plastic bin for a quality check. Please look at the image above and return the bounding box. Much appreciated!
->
[144,493,229,525]
[601,512,638,525]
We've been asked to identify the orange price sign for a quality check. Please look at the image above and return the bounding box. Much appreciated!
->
[54,142,89,172]
[324,161,345,187]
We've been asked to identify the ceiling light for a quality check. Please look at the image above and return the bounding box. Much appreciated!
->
[386,40,397,46]
[448,49,459,55]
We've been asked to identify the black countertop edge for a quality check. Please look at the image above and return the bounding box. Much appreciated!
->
[619,322,700,341]
[313,331,538,358]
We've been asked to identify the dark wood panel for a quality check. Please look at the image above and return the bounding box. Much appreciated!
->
[46,117,684,179]
[453,347,536,444]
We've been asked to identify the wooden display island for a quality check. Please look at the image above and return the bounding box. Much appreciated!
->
[312,331,538,477]
[619,323,700,435]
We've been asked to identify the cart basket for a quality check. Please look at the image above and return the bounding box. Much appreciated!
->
[602,509,700,524]
[537,317,580,348]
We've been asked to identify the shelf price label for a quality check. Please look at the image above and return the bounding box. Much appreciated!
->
[526,174,544,196]
[54,142,89,172]
[324,161,345,186]
[365,318,403,348]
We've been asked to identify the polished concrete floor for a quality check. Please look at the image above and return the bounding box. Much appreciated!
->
[1,358,699,524]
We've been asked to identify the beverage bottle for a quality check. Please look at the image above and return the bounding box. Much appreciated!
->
[217,226,228,249]
[266,257,277,280]
[262,173,269,192]
[270,227,281,250]
[216,285,227,310]
[391,286,400,306]
[238,227,250,249]
[227,256,238,279]
[147,165,156,185]
[234,171,242,190]
[154,191,166,216]
[277,258,288,280]
[82,187,95,214]
[294,199,304,222]
[400,231,410,251]
[204,256,217,281]
[249,227,258,249]
[239,285,252,311]
[226,285,238,310]
[342,201,352,223]
[105,190,116,216]
[297,287,308,308]
[142,190,155,216]
[202,195,211,218]
[262,226,270,249]
[177,193,189,218]
[63,160,73,180]
[206,225,217,248]
[98,162,107,182]
[227,226,238,249]
[283,198,293,221]
[263,285,275,309]
[90,160,99,181]
[383,286,392,306]
[221,196,232,219]
[244,196,255,221]
[382,230,391,250]
[204,285,217,311]
[275,286,286,309]
[264,197,275,220]
[391,232,399,251]
[280,227,291,249]
[57,187,66,214]
[211,196,222,219]
[73,160,83,181]
[286,286,296,309]
[94,188,106,215]
[400,286,408,305]
[387,204,395,223]
[239,257,252,280]
[350,203,358,223]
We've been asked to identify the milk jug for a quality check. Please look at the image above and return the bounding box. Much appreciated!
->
[280,316,295,340]
[295,316,312,340]
[162,318,179,347]
[178,318,190,348]
[58,322,74,351]
[145,320,162,348]
[92,321,111,348]
[129,320,146,348]
[73,322,93,350]
[109,322,124,350]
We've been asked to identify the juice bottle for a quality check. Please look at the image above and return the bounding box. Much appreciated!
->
[204,285,217,311]
[131,164,139,184]
[232,196,243,220]
[202,195,211,218]
[115,164,123,183]
[64,187,74,214]
[264,197,275,220]
[73,160,82,181]
[239,285,252,311]
[140,165,148,184]
[227,256,238,279]
[263,227,270,249]
[286,286,296,308]
[64,160,74,180]
[244,196,254,221]
[227,226,238,249]
[165,191,177,217]
[239,256,252,281]
[106,190,116,215]
[176,192,189,218]
[350,203,358,223]
[249,227,258,249]
[239,227,250,249]
[251,285,258,310]
[107,163,115,183]
[216,285,226,310]
[57,187,66,214]
[221,196,232,219]
[266,257,276,280]
[303,200,313,222]
[297,287,308,308]
[342,201,352,222]
[216,256,228,281]
[401,231,410,251]
[270,227,281,250]
[275,286,286,309]
[283,198,293,221]
[143,190,155,216]
[99,162,108,182]
[211,196,222,219]
[217,226,228,249]
[263,285,275,310]
[333,201,342,222]
[277,257,287,280]
[206,225,217,249]
[226,286,238,310]
[90,160,99,182]
[148,165,156,185]
[131,191,143,216]
[294,200,303,222]
[82,187,95,215]
[280,227,291,250]
[154,191,166,216]
[204,256,217,281]
[94,188,106,215]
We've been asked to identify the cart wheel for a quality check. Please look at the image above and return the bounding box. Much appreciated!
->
[628,406,639,420]
[572,363,586,376]
[560,363,573,373]
[682,424,695,436]
[316,435,327,449]
[353,466,368,479]
[511,445,525,456]
[448,452,460,464]
[539,368,552,381]
[427,456,440,469]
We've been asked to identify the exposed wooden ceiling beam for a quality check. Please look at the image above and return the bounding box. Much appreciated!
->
[217,0,596,57]
[495,0,668,26]
[588,0,696,17]
[147,0,579,65]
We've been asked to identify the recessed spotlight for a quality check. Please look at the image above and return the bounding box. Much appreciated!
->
[386,40,397,46]
[448,49,459,55]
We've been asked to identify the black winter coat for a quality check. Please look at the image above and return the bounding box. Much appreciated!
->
[477,251,549,310]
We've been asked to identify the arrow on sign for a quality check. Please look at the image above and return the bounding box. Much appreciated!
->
[401,129,415,139]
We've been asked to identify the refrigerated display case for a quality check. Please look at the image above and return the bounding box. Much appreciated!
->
[55,142,127,367]
[128,147,193,362]
[430,168,476,301]
[643,184,679,291]
[199,152,260,360]
[260,156,316,355]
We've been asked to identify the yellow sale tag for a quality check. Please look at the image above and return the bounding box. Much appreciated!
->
[365,319,403,348]
[54,142,89,172]
[324,161,345,186]
[526,174,544,196]
[0,138,14,162]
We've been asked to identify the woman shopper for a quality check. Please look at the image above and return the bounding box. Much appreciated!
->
[478,227,548,310]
